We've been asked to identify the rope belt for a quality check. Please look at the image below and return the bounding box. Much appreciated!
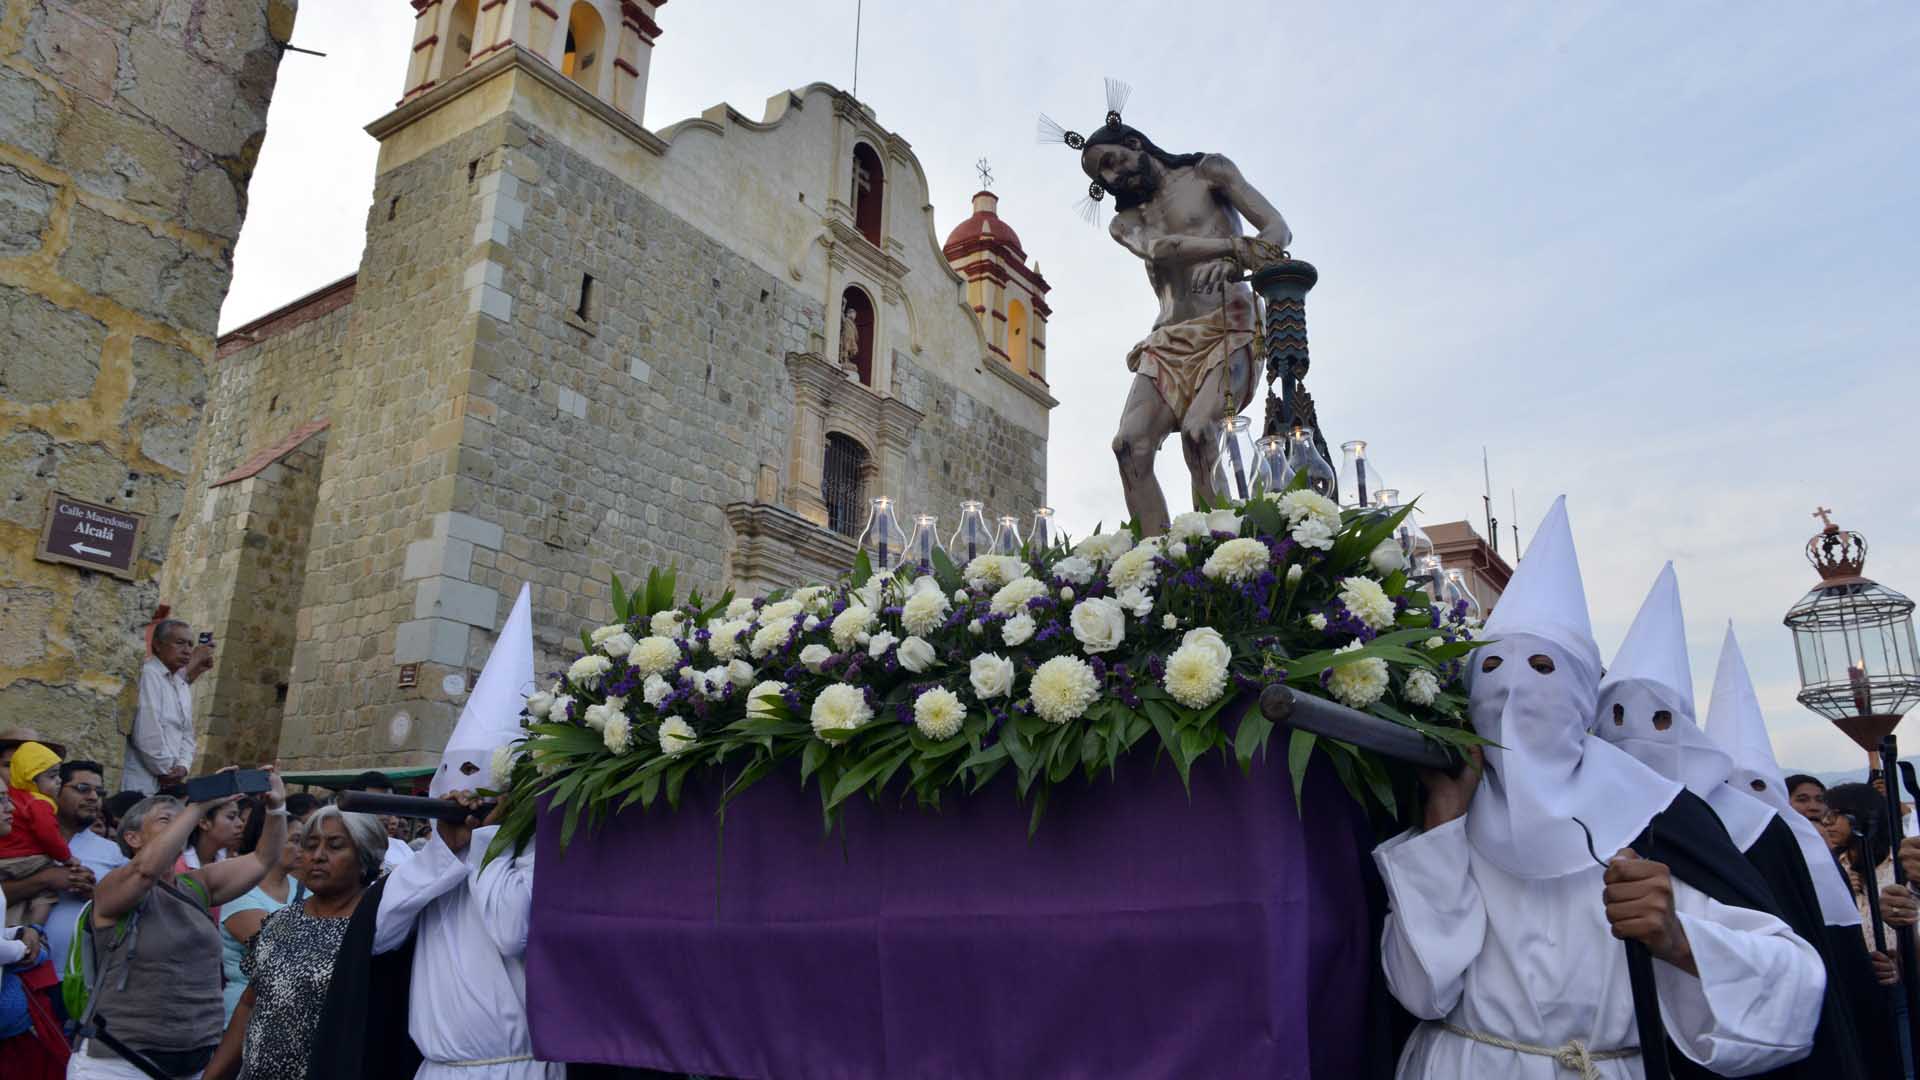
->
[433,1053,535,1067]
[1442,1023,1639,1079]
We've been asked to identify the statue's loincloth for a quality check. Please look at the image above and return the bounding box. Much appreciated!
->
[1125,296,1257,420]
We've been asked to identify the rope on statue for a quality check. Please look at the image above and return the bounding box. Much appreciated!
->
[1440,1024,1639,1079]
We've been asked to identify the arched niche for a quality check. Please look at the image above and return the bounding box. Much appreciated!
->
[839,285,876,388]
[1006,298,1029,375]
[440,0,478,79]
[851,142,884,245]
[561,2,605,93]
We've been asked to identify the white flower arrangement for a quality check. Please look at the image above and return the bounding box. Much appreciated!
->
[1338,576,1397,631]
[657,716,697,757]
[914,687,966,740]
[1069,596,1126,654]
[707,619,749,661]
[901,589,951,636]
[898,636,936,673]
[990,576,1049,617]
[598,631,637,659]
[1404,669,1441,706]
[970,653,1014,699]
[602,714,633,753]
[749,617,796,659]
[811,683,873,737]
[1368,539,1408,576]
[1327,640,1390,709]
[800,644,832,672]
[1001,613,1036,646]
[746,680,786,716]
[1030,655,1099,724]
[626,636,680,677]
[583,696,626,731]
[1074,531,1134,565]
[963,554,1023,591]
[1202,537,1271,584]
[568,654,613,688]
[831,605,876,650]
[1107,545,1161,592]
[650,610,687,637]
[589,624,628,646]
[1051,555,1097,585]
[1164,641,1229,708]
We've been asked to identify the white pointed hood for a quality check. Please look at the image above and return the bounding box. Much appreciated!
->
[1705,622,1860,927]
[1596,564,1775,850]
[431,583,535,798]
[1465,497,1680,879]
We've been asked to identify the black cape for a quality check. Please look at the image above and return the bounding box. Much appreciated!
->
[1629,789,1862,1080]
[309,875,424,1080]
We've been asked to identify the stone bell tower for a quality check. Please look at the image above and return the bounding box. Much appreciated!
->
[401,0,664,118]
[943,191,1051,384]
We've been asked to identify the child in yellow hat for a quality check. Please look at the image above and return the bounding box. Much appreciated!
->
[1,741,75,924]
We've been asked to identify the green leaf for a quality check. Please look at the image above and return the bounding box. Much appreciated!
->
[1027,783,1051,839]
[849,550,874,590]
[1233,711,1275,776]
[800,739,829,783]
[827,746,910,809]
[1286,729,1318,810]
[610,571,628,622]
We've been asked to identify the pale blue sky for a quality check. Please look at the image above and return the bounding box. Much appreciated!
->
[223,2,1920,774]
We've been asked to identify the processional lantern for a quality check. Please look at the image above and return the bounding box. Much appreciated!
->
[1783,507,1920,753]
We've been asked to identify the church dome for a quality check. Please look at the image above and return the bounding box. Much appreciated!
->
[943,191,1026,262]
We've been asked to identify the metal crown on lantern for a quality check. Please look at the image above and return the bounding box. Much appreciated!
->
[1782,507,1920,752]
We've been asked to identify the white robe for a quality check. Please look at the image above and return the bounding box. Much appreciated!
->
[1377,817,1824,1079]
[373,825,561,1080]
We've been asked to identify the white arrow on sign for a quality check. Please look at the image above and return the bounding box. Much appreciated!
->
[70,542,113,558]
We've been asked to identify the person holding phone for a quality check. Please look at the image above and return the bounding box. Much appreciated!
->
[126,619,214,795]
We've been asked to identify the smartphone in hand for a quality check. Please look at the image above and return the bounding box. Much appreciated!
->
[183,768,271,804]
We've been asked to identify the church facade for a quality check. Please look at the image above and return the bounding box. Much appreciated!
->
[159,0,1055,771]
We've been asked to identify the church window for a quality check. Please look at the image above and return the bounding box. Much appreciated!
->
[1006,298,1029,374]
[823,434,868,539]
[561,2,604,91]
[851,143,884,245]
[838,286,875,387]
[442,0,478,78]
[576,274,595,319]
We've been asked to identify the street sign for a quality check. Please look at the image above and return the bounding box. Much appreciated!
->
[35,492,145,580]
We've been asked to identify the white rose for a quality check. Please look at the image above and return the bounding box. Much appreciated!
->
[1286,564,1304,586]
[1030,655,1100,724]
[1326,640,1390,709]
[953,589,970,603]
[524,689,554,719]
[657,716,697,757]
[1405,668,1442,706]
[1059,586,1075,602]
[1202,537,1271,584]
[1180,626,1233,670]
[1338,575,1397,631]
[1164,641,1229,709]
[642,674,671,707]
[1051,556,1096,585]
[1308,613,1328,631]
[602,714,632,754]
[598,631,637,659]
[868,631,899,658]
[549,695,574,722]
[969,619,985,636]
[970,652,1015,699]
[747,680,787,716]
[750,617,796,659]
[1001,613,1036,646]
[898,635,936,673]
[727,658,756,686]
[991,576,1049,617]
[1368,539,1409,576]
[804,615,821,631]
[800,643,833,672]
[1162,613,1180,630]
[810,683,873,737]
[1425,636,1445,650]
[830,604,876,650]
[650,610,686,637]
[913,687,966,740]
[761,599,804,623]
[582,696,626,731]
[1070,596,1126,654]
[1168,511,1211,542]
[1206,508,1240,535]
[1168,541,1188,560]
[901,588,951,636]
[567,654,613,688]
[627,636,681,676]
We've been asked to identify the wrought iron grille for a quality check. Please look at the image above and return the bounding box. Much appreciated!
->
[823,434,867,538]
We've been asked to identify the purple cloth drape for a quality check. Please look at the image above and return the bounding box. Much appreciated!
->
[527,748,1376,1079]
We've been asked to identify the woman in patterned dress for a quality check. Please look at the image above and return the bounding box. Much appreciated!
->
[206,807,389,1080]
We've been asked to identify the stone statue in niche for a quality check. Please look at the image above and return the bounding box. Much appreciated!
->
[1079,122,1291,536]
[838,302,861,378]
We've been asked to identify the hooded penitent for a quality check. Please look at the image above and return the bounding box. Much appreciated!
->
[430,583,535,799]
[1464,496,1680,879]
[1704,622,1860,928]
[1596,563,1777,851]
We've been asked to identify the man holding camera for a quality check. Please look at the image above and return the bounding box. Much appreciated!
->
[126,619,213,795]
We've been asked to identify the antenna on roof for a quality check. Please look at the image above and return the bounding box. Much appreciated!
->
[1483,447,1499,555]
[851,0,865,100]
[1510,489,1521,556]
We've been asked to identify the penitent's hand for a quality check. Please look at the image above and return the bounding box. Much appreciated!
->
[1882,883,1919,930]
[436,790,489,854]
[1901,837,1920,884]
[1420,745,1483,832]
[1605,849,1695,975]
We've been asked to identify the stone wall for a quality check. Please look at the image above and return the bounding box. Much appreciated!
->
[0,0,295,770]
[894,351,1048,540]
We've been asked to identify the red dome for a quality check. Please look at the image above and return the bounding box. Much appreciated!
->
[943,191,1025,261]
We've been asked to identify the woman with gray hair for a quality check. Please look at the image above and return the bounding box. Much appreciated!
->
[205,808,386,1080]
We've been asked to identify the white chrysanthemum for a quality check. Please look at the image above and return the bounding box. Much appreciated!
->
[1206,508,1240,535]
[1289,515,1336,552]
[901,588,951,636]
[1168,512,1212,542]
[1162,613,1180,630]
[602,714,632,754]
[490,744,517,788]
[549,695,574,723]
[524,689,554,719]
[1074,531,1135,565]
[1277,489,1341,530]
[991,576,1049,616]
[649,610,686,637]
[626,636,681,676]
[1286,564,1304,586]
[582,696,626,731]
[970,653,1014,699]
[963,554,1023,590]
[810,683,873,737]
[800,644,832,672]
[1405,669,1441,706]
[726,597,757,619]
[830,604,876,650]
[1308,613,1328,631]
[568,654,613,688]
[1116,586,1153,618]
[1107,545,1161,592]
[749,617,796,659]
[868,631,899,658]
[1327,641,1390,709]
[898,635,936,673]
[852,578,886,612]
[642,673,671,707]
[1203,537,1271,584]
[1070,596,1126,654]
[1368,539,1408,576]
[1339,576,1397,630]
[1180,626,1232,669]
[908,575,943,597]
[1029,655,1100,725]
[1164,641,1230,709]
[589,624,628,646]
[914,686,966,740]
[794,585,833,614]
[760,598,804,623]
[706,619,748,661]
[657,716,696,757]
[1051,555,1096,585]
[598,631,637,659]
[747,681,787,717]
[1168,541,1188,560]
[1001,613,1036,646]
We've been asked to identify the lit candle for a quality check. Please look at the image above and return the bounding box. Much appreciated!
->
[1849,661,1871,716]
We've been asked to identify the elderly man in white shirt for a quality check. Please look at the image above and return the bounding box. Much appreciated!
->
[125,619,213,794]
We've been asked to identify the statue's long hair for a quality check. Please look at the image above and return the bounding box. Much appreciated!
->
[1079,123,1206,211]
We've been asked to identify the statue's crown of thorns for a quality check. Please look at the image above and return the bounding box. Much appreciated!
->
[1037,77,1132,225]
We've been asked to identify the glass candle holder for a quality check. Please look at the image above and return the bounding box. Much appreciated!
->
[948,500,993,565]
[1214,414,1259,503]
[906,514,943,570]
[1028,507,1055,553]
[1286,427,1336,498]
[1338,440,1385,509]
[992,515,1023,557]
[855,496,908,574]
[1256,433,1291,495]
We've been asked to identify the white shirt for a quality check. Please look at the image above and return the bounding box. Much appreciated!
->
[384,834,415,870]
[125,656,197,793]
[1377,816,1824,1079]
[0,881,28,966]
[46,828,129,966]
[372,825,559,1080]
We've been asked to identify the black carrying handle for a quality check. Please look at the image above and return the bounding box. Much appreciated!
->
[1879,735,1920,1075]
[336,790,493,823]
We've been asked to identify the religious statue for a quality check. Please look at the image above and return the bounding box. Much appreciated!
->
[838,301,861,377]
[1044,86,1292,536]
